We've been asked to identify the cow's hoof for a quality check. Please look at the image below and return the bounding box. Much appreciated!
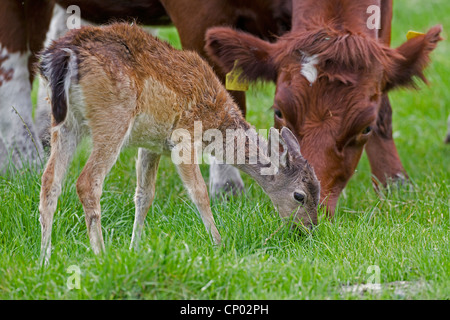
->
[387,173,414,193]
[392,173,409,186]
[209,158,245,200]
[210,179,245,200]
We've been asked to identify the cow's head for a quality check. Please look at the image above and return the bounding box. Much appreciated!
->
[206,24,442,214]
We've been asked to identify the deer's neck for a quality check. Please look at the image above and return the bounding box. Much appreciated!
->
[217,110,277,191]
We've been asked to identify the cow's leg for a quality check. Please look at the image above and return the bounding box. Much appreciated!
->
[0,0,53,172]
[378,0,393,45]
[369,1,409,188]
[130,148,161,250]
[365,94,409,190]
[0,47,40,171]
[209,90,247,197]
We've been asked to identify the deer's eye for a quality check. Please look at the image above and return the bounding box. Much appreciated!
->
[294,192,306,204]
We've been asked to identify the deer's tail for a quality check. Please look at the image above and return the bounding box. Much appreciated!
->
[38,46,78,125]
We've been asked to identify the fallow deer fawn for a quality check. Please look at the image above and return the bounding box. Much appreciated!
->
[37,23,320,264]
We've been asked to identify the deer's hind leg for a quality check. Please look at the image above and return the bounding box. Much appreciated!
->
[39,122,80,265]
[76,112,134,255]
[130,148,161,250]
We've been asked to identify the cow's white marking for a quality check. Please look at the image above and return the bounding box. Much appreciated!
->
[300,52,319,85]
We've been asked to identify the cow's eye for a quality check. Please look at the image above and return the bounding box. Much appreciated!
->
[274,109,283,119]
[362,126,372,135]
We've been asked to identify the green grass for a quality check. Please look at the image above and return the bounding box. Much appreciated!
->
[0,1,449,299]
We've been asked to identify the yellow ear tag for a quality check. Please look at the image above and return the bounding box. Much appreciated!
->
[226,60,249,91]
[406,30,425,40]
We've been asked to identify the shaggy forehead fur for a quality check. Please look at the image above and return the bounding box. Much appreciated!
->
[274,23,401,85]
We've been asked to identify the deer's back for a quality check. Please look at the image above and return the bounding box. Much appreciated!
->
[44,23,235,152]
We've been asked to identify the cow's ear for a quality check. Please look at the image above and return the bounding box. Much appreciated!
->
[384,25,442,92]
[205,27,278,82]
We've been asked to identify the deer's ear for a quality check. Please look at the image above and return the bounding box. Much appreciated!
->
[384,25,443,91]
[267,127,287,168]
[280,127,304,163]
[268,127,305,169]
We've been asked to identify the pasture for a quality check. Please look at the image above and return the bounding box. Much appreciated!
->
[0,0,449,299]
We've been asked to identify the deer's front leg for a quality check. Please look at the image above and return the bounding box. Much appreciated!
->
[177,163,221,245]
[365,94,409,189]
[130,148,161,250]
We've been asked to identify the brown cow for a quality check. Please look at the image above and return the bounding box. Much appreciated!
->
[205,0,442,213]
